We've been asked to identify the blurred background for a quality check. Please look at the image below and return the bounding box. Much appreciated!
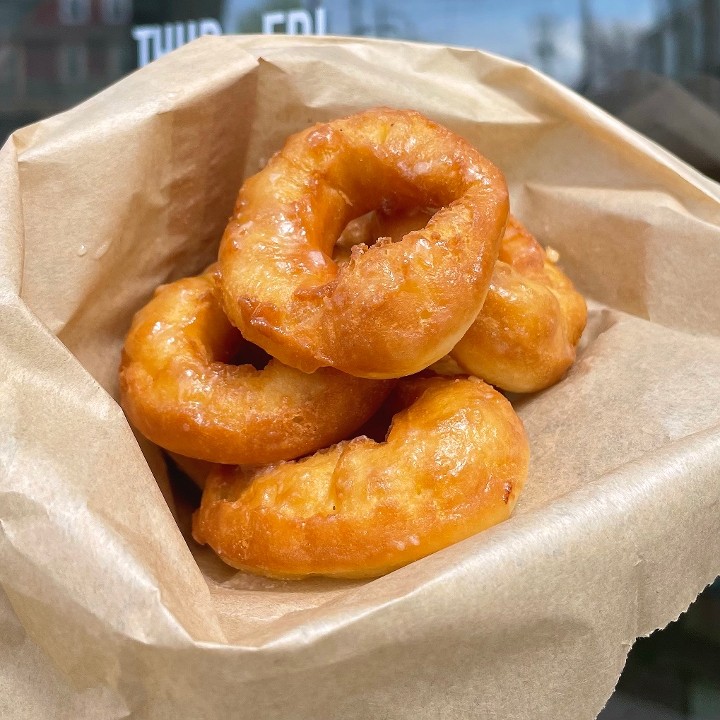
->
[2,2,719,717]
[3,0,720,179]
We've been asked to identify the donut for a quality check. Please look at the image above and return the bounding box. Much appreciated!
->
[342,209,587,392]
[218,108,509,379]
[192,376,529,579]
[450,215,587,392]
[119,267,394,465]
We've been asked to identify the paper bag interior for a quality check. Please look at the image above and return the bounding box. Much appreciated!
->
[2,34,720,720]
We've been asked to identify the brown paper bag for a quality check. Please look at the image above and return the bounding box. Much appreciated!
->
[2,35,720,720]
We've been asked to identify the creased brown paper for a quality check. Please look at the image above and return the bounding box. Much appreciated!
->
[2,35,720,720]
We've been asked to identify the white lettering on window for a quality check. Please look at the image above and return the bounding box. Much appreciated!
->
[262,12,285,34]
[131,26,159,67]
[131,19,223,67]
[261,8,328,36]
[198,18,222,36]
[315,7,327,35]
[286,10,312,35]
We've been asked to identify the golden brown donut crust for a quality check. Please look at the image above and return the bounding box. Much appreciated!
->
[192,377,529,579]
[119,268,393,465]
[450,216,587,392]
[219,108,509,379]
[344,210,587,392]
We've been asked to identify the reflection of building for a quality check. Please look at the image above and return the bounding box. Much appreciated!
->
[0,0,134,140]
[637,0,720,80]
[578,0,720,94]
[346,0,417,39]
[579,0,720,180]
[577,0,635,94]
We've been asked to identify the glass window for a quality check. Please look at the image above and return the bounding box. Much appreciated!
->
[58,0,91,26]
[58,43,89,84]
[0,45,19,91]
[102,0,133,25]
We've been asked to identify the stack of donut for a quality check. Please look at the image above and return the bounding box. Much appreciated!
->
[120,108,587,579]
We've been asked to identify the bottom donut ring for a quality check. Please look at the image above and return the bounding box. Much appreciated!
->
[120,266,393,465]
[192,376,529,579]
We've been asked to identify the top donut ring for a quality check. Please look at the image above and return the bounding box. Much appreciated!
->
[219,108,509,379]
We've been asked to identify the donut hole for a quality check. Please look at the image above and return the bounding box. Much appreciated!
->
[353,403,394,444]
[224,333,273,370]
[350,379,427,445]
[335,211,377,251]
[333,207,437,265]
[333,211,376,266]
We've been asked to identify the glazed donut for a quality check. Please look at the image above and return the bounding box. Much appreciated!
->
[342,209,587,392]
[450,215,587,392]
[219,108,508,379]
[119,267,393,465]
[192,376,529,579]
